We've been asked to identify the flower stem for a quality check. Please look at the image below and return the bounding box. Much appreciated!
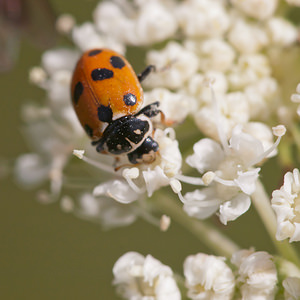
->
[251,179,300,267]
[155,192,240,257]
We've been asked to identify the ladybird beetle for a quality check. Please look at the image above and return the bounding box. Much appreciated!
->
[71,48,161,164]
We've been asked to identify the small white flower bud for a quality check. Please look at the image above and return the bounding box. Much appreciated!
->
[170,179,182,193]
[73,149,85,159]
[202,171,216,185]
[56,14,76,34]
[29,67,47,85]
[160,215,171,231]
[272,125,286,137]
[122,167,139,179]
[60,196,74,213]
[286,0,300,6]
[231,0,278,20]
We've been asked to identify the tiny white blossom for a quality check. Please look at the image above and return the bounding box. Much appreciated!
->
[194,92,249,141]
[228,18,269,54]
[56,14,76,35]
[291,83,300,117]
[38,49,79,104]
[113,252,181,300]
[132,1,178,45]
[93,1,132,43]
[14,153,51,188]
[94,0,177,46]
[283,277,300,300]
[72,22,124,53]
[227,54,271,90]
[230,0,278,20]
[184,253,235,300]
[160,215,171,232]
[266,17,298,47]
[185,38,236,72]
[186,71,228,105]
[145,42,199,89]
[182,122,283,224]
[177,0,230,38]
[231,249,278,300]
[242,122,278,158]
[15,100,84,198]
[93,179,140,204]
[75,193,137,229]
[285,0,300,6]
[244,77,279,120]
[41,48,79,76]
[144,88,196,124]
[271,168,300,242]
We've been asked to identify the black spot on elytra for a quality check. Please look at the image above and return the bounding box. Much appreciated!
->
[110,56,125,69]
[73,81,84,104]
[88,49,102,56]
[123,93,137,106]
[91,68,113,81]
[98,105,113,123]
[84,124,94,137]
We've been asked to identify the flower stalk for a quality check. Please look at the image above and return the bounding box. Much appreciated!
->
[155,192,240,258]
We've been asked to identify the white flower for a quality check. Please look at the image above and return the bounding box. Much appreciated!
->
[56,14,75,35]
[241,122,278,158]
[244,77,279,120]
[181,122,283,224]
[194,92,249,141]
[14,153,51,188]
[266,17,298,47]
[132,1,178,45]
[38,49,79,104]
[75,193,137,229]
[94,0,177,46]
[230,0,278,20]
[285,0,300,6]
[231,250,278,300]
[42,48,79,75]
[186,71,228,105]
[184,38,236,72]
[291,83,300,117]
[72,22,124,54]
[177,0,230,38]
[228,18,269,54]
[113,252,181,300]
[271,168,300,242]
[184,253,235,300]
[145,42,199,89]
[93,179,140,204]
[144,88,196,124]
[15,100,85,198]
[227,54,271,90]
[283,277,300,300]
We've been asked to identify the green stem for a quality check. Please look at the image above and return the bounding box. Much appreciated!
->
[251,179,300,267]
[155,192,240,258]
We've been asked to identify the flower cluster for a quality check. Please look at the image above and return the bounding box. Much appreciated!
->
[12,0,300,298]
[113,249,300,300]
[20,0,297,225]
[272,169,300,242]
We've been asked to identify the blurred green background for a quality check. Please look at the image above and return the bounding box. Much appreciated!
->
[1,0,299,299]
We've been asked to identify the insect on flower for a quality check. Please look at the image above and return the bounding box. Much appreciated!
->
[71,48,163,165]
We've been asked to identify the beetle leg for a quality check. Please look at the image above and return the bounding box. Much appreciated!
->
[137,65,156,82]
